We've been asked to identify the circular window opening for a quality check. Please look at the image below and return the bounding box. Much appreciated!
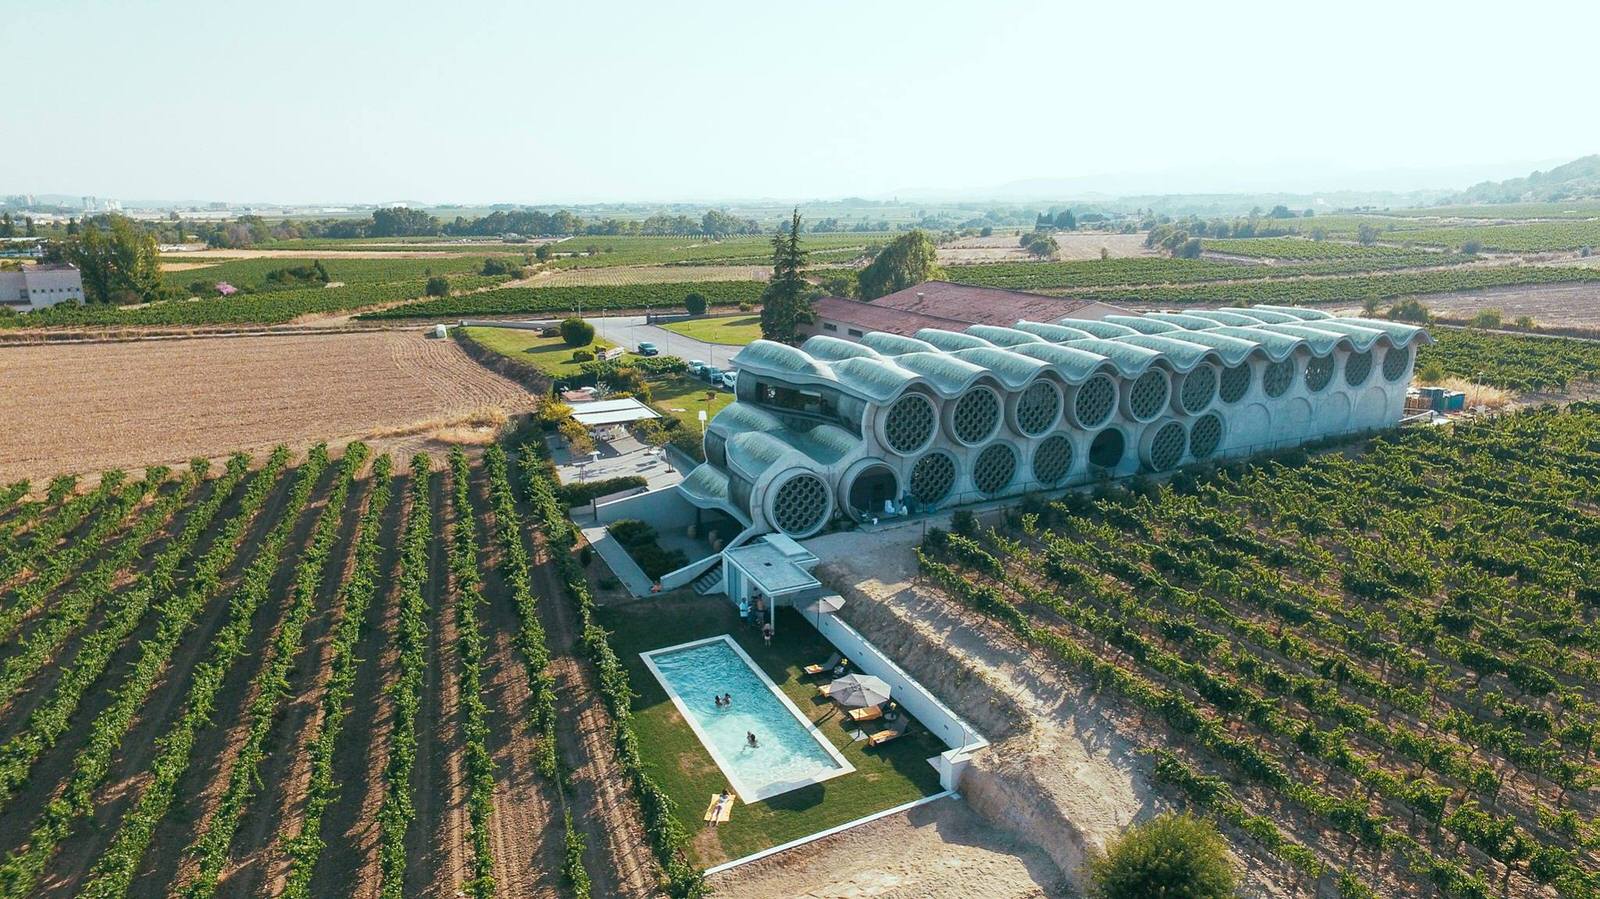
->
[951,387,1001,445]
[1189,413,1223,460]
[845,464,899,520]
[1146,421,1186,472]
[1033,434,1074,486]
[1262,359,1295,398]
[1088,428,1125,469]
[1127,370,1169,421]
[1382,347,1411,382]
[973,443,1017,496]
[771,473,830,537]
[1074,374,1116,428]
[1014,381,1061,436]
[1179,366,1216,414]
[882,393,935,454]
[1345,350,1372,386]
[1305,354,1334,392]
[909,452,956,506]
[1218,364,1251,404]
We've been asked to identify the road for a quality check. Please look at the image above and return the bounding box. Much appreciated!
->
[586,315,744,367]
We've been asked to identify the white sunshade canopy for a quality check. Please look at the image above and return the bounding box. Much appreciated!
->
[569,397,659,427]
[825,673,892,708]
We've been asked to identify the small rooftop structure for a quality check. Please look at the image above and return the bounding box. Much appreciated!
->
[568,396,659,428]
[723,533,821,607]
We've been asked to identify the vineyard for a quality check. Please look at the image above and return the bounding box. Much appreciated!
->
[537,233,890,269]
[158,256,520,292]
[1088,265,1600,306]
[1375,222,1600,254]
[919,404,1600,898]
[1200,239,1432,261]
[940,253,1463,292]
[0,440,686,899]
[362,280,764,319]
[1419,329,1600,392]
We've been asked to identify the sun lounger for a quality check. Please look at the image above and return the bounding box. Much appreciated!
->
[703,792,734,824]
[867,718,910,747]
[803,652,842,676]
[847,704,884,723]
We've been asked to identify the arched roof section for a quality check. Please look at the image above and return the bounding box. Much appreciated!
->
[892,351,990,396]
[858,332,938,356]
[914,328,995,352]
[950,346,1052,389]
[1291,320,1392,349]
[1143,312,1224,331]
[1114,333,1225,372]
[1183,309,1267,327]
[799,334,884,362]
[1330,317,1435,346]
[828,356,923,403]
[1207,326,1309,362]
[1011,320,1096,342]
[1104,314,1183,334]
[1062,318,1140,338]
[677,463,750,522]
[1008,342,1119,382]
[1254,322,1373,354]
[964,324,1046,348]
[1218,306,1299,324]
[735,339,836,381]
[1063,337,1164,376]
[1255,304,1333,320]
[1150,328,1267,366]
[720,415,855,482]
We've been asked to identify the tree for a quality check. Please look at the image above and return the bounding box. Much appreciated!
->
[857,229,945,300]
[534,244,553,261]
[1087,814,1236,899]
[1470,308,1503,329]
[23,217,35,237]
[1174,237,1203,259]
[1356,223,1380,246]
[683,291,707,316]
[560,316,595,347]
[1461,239,1483,255]
[759,209,815,343]
[1269,204,1294,219]
[425,276,450,297]
[69,215,164,304]
[1055,209,1077,230]
[1023,231,1059,259]
[0,213,12,238]
[370,206,438,237]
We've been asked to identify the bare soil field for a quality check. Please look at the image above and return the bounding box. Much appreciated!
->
[0,331,533,484]
[938,232,1152,264]
[160,248,477,260]
[528,264,769,287]
[1325,281,1600,328]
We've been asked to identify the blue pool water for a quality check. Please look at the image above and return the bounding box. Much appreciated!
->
[645,637,851,801]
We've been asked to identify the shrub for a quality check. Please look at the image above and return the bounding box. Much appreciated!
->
[1387,298,1430,323]
[684,292,707,316]
[1470,308,1503,329]
[558,417,594,455]
[560,476,648,506]
[560,317,595,347]
[481,257,524,278]
[737,301,753,312]
[425,276,450,297]
[1461,239,1484,255]
[608,519,657,547]
[951,509,978,536]
[1087,813,1236,899]
[571,349,594,362]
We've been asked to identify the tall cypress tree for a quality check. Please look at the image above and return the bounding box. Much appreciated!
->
[758,208,814,343]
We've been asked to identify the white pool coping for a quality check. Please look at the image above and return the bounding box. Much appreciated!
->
[640,634,854,803]
[704,790,958,876]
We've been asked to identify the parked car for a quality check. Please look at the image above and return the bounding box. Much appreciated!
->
[721,370,738,391]
[701,365,722,384]
[636,341,659,356]
[687,359,707,376]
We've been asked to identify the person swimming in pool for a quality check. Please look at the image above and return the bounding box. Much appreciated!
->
[746,731,758,748]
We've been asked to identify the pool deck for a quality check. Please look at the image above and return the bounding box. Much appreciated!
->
[640,634,855,803]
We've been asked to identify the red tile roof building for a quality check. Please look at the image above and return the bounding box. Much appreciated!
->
[800,281,1129,341]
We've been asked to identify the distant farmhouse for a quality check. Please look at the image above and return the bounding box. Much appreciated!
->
[0,263,85,311]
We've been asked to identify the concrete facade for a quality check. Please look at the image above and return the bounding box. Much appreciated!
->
[0,264,85,310]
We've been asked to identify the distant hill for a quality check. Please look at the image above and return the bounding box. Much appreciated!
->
[1450,154,1600,204]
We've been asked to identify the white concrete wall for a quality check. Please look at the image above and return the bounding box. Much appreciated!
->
[807,606,988,790]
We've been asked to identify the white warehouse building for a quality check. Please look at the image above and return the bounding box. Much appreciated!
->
[676,303,1432,540]
[0,263,86,311]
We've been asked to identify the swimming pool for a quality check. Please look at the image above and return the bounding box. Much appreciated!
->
[641,635,853,802]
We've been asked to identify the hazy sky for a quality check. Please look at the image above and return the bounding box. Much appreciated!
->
[5,0,1597,204]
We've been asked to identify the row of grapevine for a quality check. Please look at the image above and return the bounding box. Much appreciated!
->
[279,455,396,897]
[171,443,371,899]
[942,253,1459,292]
[1201,238,1426,260]
[0,467,159,640]
[1084,264,1600,306]
[0,445,312,896]
[446,448,500,899]
[377,455,435,899]
[0,278,434,330]
[515,442,705,898]
[1419,329,1600,391]
[483,443,590,895]
[0,481,28,514]
[0,475,75,558]
[0,461,205,717]
[0,469,127,591]
[360,280,763,320]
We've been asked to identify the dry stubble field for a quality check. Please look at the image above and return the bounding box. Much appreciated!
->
[0,332,534,484]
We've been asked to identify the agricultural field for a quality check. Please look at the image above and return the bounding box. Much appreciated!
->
[1375,221,1600,253]
[935,231,1151,264]
[531,265,769,287]
[0,439,684,898]
[1200,238,1432,261]
[1419,328,1600,392]
[919,404,1600,898]
[1330,283,1600,333]
[941,253,1464,293]
[158,255,521,292]
[364,280,763,320]
[1100,264,1600,307]
[535,233,891,269]
[1376,201,1600,220]
[0,332,531,484]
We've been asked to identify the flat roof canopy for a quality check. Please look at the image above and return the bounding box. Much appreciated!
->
[725,539,820,596]
[569,397,660,427]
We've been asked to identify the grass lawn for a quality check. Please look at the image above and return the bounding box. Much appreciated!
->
[596,598,948,868]
[659,315,763,346]
[648,373,733,430]
[461,326,614,379]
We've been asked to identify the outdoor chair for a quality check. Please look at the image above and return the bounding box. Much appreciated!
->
[803,652,842,676]
[867,718,910,747]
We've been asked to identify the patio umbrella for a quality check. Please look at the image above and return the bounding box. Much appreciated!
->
[801,594,845,628]
[826,673,891,708]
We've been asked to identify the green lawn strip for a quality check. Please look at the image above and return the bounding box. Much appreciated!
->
[649,374,733,431]
[461,326,616,379]
[594,599,946,867]
[658,315,762,346]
